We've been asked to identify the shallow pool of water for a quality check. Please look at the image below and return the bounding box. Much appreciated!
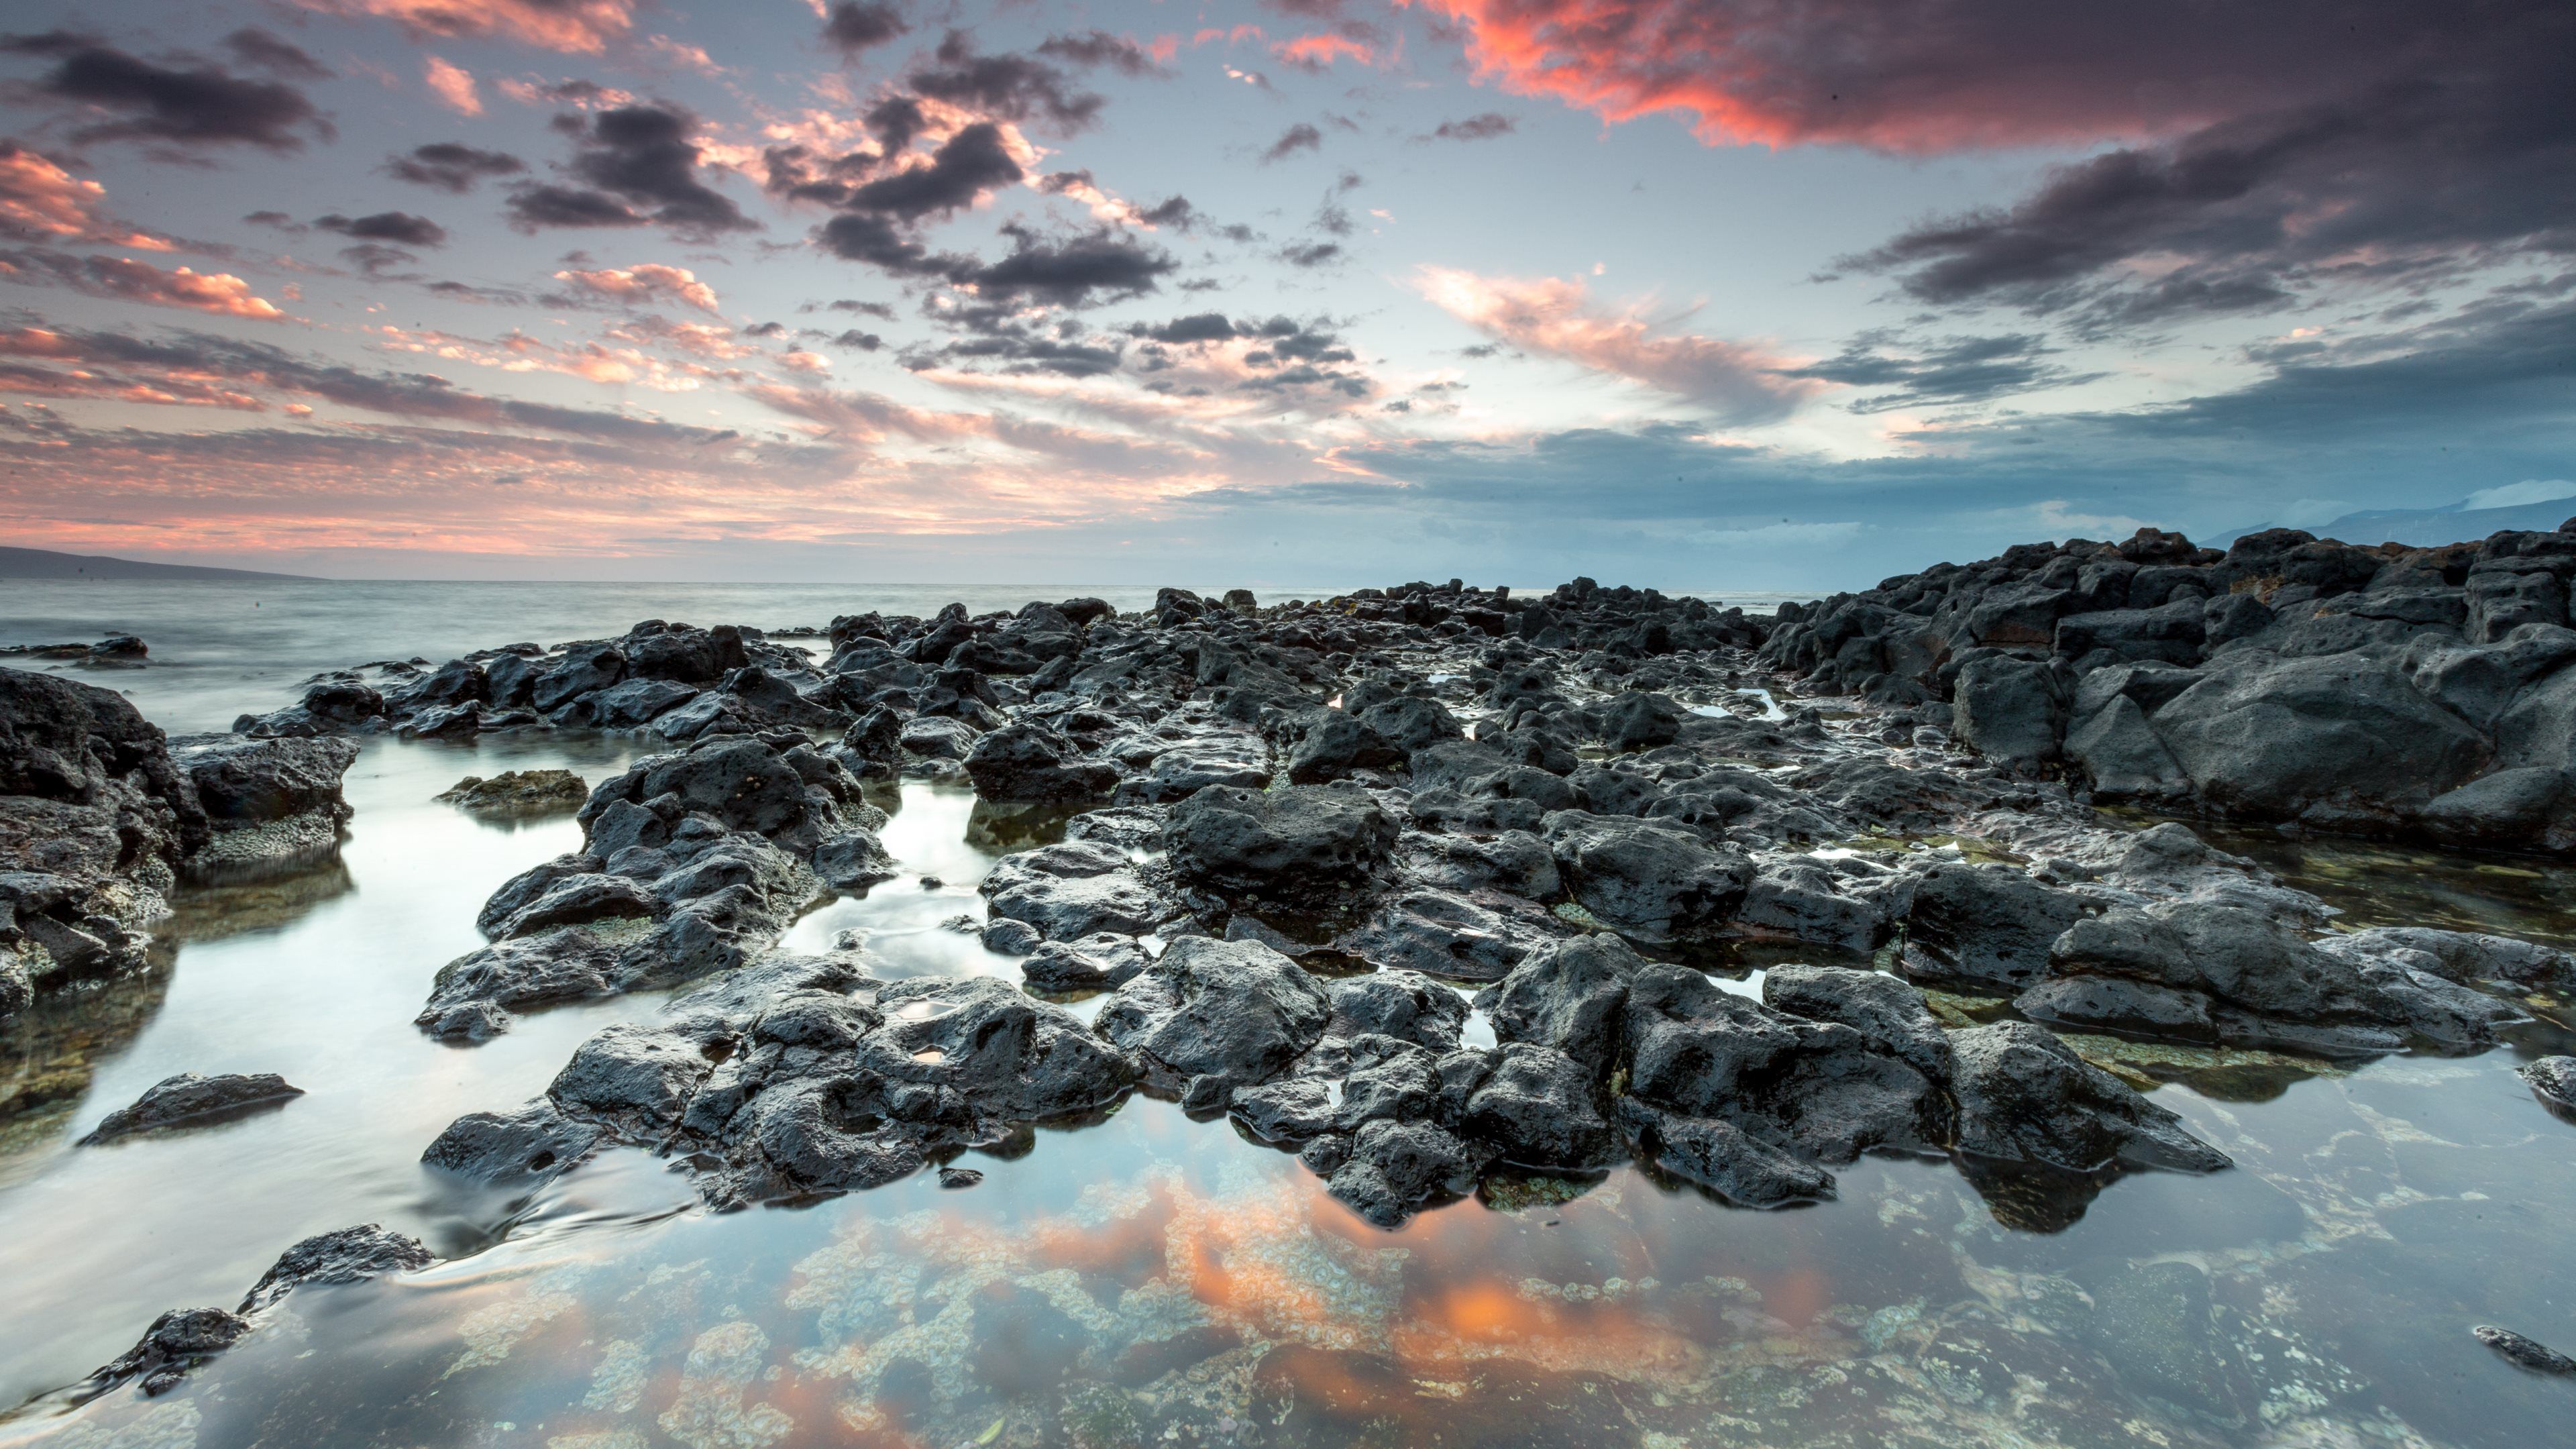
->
[4,721,2576,1444]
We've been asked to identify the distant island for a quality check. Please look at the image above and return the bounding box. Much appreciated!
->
[0,547,321,582]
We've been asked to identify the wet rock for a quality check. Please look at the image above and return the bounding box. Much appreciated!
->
[1354,694,1464,753]
[1340,888,1557,982]
[1279,708,1403,784]
[437,769,588,816]
[547,1021,714,1134]
[982,852,1170,941]
[2517,1056,2576,1114]
[2473,1325,2576,1375]
[1326,1118,1485,1227]
[79,1307,251,1399]
[1948,1022,2231,1175]
[1483,933,1645,1073]
[2033,901,2428,1055]
[900,714,979,759]
[1735,858,1888,953]
[2151,652,2491,828]
[1163,783,1397,897]
[1624,963,1947,1163]
[1542,812,1752,942]
[1460,1042,1619,1168]
[1324,969,1468,1052]
[239,1225,434,1312]
[1599,692,1684,752]
[569,677,698,728]
[1954,656,2065,771]
[812,826,898,890]
[421,1098,604,1185]
[1022,932,1152,991]
[1097,935,1330,1091]
[1899,862,2090,990]
[175,735,357,833]
[417,927,622,1038]
[1762,963,1953,1083]
[79,1071,304,1144]
[1397,828,1561,899]
[493,871,661,938]
[1616,1097,1835,1207]
[963,720,1120,804]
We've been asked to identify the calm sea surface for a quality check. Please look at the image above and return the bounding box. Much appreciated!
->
[0,581,2569,1448]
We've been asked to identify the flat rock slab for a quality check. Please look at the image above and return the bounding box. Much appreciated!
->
[80,1072,304,1145]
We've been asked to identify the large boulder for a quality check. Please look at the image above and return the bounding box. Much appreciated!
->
[1898,862,2090,991]
[1949,1022,2230,1175]
[2149,652,2489,828]
[963,720,1120,804]
[1162,784,1397,896]
[1097,936,1331,1092]
[1543,813,1752,943]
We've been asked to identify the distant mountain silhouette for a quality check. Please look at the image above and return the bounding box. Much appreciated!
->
[2213,490,2576,549]
[0,547,320,581]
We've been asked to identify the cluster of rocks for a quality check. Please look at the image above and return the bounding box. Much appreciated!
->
[1761,521,2576,853]
[74,1224,431,1400]
[2,667,358,1024]
[0,635,148,669]
[368,566,2569,1233]
[415,731,892,1040]
[38,537,2576,1413]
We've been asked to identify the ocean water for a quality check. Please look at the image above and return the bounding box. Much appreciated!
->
[0,583,2571,1449]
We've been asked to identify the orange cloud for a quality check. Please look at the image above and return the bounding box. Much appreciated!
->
[1414,266,1815,423]
[0,252,286,319]
[0,144,171,250]
[289,0,637,55]
[424,56,482,115]
[1275,34,1375,70]
[1401,0,2300,151]
[553,263,723,315]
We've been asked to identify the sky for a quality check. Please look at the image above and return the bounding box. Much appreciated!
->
[0,1,2569,589]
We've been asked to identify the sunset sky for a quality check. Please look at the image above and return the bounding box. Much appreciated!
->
[1,1,2569,587]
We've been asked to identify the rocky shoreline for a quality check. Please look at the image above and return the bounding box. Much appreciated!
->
[8,517,2575,1403]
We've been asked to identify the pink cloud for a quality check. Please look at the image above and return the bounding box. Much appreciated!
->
[0,144,171,250]
[0,252,287,319]
[1414,266,1815,423]
[1400,0,2464,152]
[553,263,723,315]
[424,56,482,115]
[289,0,638,55]
[1275,34,1375,70]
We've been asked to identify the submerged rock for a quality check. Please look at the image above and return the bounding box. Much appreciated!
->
[79,1071,304,1144]
[2473,1324,2576,1375]
[436,769,588,815]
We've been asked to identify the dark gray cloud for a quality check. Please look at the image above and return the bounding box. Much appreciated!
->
[1,32,329,152]
[221,28,330,80]
[1279,241,1341,268]
[1132,313,1237,344]
[1425,113,1513,142]
[1838,9,2576,331]
[1037,32,1172,78]
[909,33,1104,133]
[822,2,907,56]
[957,227,1175,307]
[508,105,755,238]
[1261,123,1322,164]
[315,211,447,248]
[844,122,1022,220]
[386,143,526,193]
[1781,331,2104,412]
